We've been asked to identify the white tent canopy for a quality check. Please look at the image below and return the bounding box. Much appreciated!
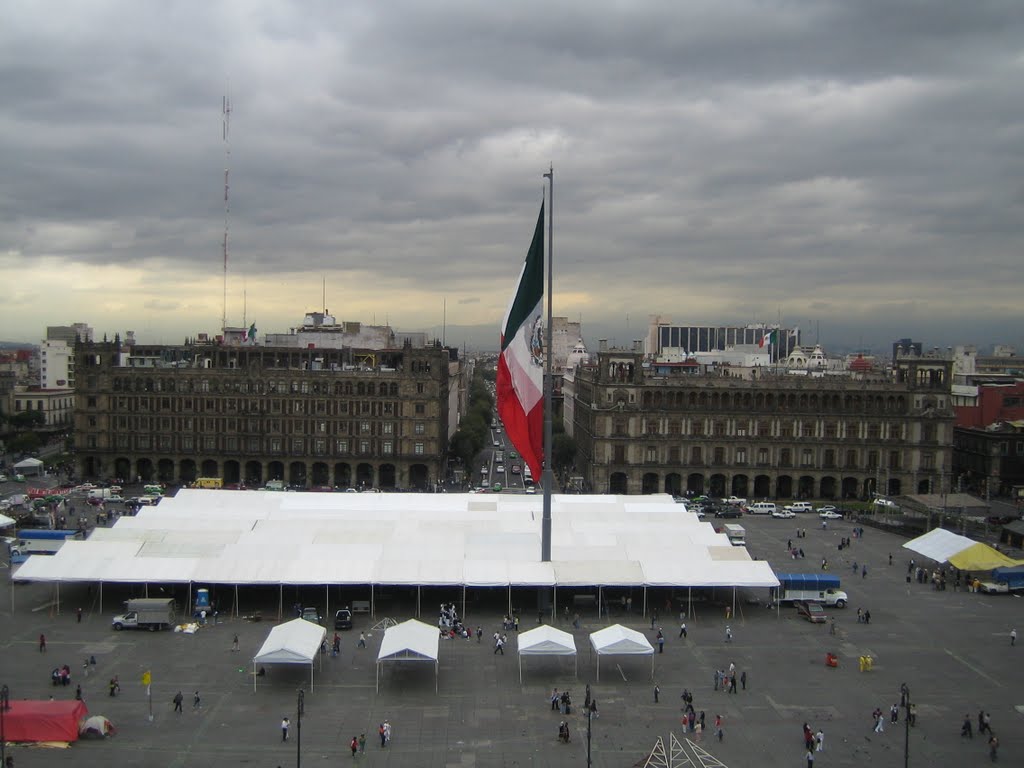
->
[0,513,15,529]
[252,618,326,692]
[589,624,654,681]
[902,528,976,563]
[376,619,439,693]
[13,457,43,474]
[516,625,577,683]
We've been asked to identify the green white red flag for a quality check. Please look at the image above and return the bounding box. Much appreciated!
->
[759,330,777,348]
[497,203,545,480]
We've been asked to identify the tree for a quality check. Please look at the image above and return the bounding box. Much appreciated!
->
[9,431,42,455]
[11,411,45,430]
[552,433,577,474]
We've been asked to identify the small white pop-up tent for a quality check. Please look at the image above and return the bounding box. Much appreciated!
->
[516,625,577,683]
[589,624,654,681]
[252,618,326,692]
[13,457,43,475]
[376,619,439,693]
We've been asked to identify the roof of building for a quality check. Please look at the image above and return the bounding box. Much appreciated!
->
[16,491,779,590]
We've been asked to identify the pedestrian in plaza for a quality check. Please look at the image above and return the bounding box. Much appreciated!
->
[358,632,367,648]
[988,734,999,762]
[864,609,871,624]
[39,633,46,653]
[889,553,893,566]
[75,684,82,701]
[806,748,814,767]
[231,634,239,652]
[476,626,482,643]
[713,670,720,691]
[332,633,341,657]
[77,607,83,623]
[350,736,358,756]
[873,710,885,733]
[862,564,868,579]
[108,677,119,697]
[725,625,733,643]
[1011,628,1017,646]
[679,620,687,639]
[573,612,581,630]
[654,684,660,703]
[379,723,386,747]
[551,688,560,711]
[358,733,366,753]
[715,714,723,741]
[282,717,290,742]
[815,729,824,751]
[962,714,973,738]
[740,670,747,690]
[173,691,183,713]
[982,711,992,735]
[729,674,737,694]
[589,698,599,719]
[494,635,505,654]
[193,690,201,710]
[652,609,659,629]
[657,628,665,653]
[383,720,392,745]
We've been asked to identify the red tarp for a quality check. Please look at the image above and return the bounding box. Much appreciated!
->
[2,700,89,742]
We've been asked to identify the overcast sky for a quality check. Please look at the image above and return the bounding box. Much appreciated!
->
[2,1,1022,353]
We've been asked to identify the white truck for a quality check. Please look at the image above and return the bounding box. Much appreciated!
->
[111,598,177,631]
[783,502,815,513]
[774,574,848,608]
[722,523,746,546]
[724,496,747,506]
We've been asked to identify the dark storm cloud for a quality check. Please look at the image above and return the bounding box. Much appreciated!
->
[1,0,1022,350]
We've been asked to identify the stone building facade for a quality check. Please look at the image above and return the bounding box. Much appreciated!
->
[73,339,453,490]
[570,349,954,501]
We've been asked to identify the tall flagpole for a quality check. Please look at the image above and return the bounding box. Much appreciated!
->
[541,165,554,563]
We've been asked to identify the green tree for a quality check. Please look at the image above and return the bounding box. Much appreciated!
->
[552,433,577,473]
[9,431,42,455]
[11,411,45,430]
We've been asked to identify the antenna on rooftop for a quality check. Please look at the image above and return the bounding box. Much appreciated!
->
[222,89,232,334]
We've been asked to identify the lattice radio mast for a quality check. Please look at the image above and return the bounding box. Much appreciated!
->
[221,92,232,334]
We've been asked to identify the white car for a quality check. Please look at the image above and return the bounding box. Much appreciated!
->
[819,510,843,520]
[772,509,796,519]
[817,505,837,514]
[873,498,898,508]
[495,465,505,474]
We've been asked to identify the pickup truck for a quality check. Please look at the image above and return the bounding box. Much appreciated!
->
[784,502,815,513]
[724,496,747,506]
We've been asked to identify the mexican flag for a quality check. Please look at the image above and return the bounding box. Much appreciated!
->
[759,330,777,348]
[497,203,545,480]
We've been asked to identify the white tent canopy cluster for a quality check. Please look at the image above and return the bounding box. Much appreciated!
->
[14,491,779,593]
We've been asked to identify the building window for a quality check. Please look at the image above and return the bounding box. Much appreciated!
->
[824,423,837,438]
[87,396,97,407]
[613,419,627,437]
[417,383,425,394]
[335,439,348,454]
[292,438,304,453]
[415,403,425,415]
[225,436,238,451]
[692,422,704,437]
[414,442,425,455]
[846,450,857,468]
[780,423,793,438]
[270,437,282,453]
[779,448,791,467]
[691,446,702,464]
[383,422,394,435]
[801,448,813,467]
[614,445,627,464]
[317,421,327,433]
[361,421,371,434]
[735,448,747,465]
[868,424,881,440]
[314,438,326,455]
[823,449,835,468]
[414,422,425,435]
[757,448,769,466]
[921,453,935,470]
[867,451,879,469]
[669,446,680,463]
[713,421,726,436]
[889,450,901,470]
[801,424,814,438]
[383,440,393,455]
[204,435,217,450]
[713,447,725,464]
[646,445,657,462]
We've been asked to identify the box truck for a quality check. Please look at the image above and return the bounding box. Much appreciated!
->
[111,598,177,631]
[722,523,746,546]
[774,573,848,608]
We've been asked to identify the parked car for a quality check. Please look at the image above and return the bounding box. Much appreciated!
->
[334,608,353,630]
[301,607,322,625]
[873,498,898,508]
[772,509,796,519]
[819,510,843,520]
[794,600,828,623]
[511,465,521,474]
[714,507,742,519]
[817,505,837,514]
[725,496,747,506]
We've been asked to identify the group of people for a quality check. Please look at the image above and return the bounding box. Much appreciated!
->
[438,603,472,639]
[49,664,72,687]
[803,723,824,764]
[712,664,745,693]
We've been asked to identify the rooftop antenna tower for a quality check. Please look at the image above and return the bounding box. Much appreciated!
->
[221,90,232,333]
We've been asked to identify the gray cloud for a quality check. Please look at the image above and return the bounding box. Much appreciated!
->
[1,0,1023,353]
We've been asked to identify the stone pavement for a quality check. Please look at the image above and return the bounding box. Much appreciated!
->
[1,512,1022,767]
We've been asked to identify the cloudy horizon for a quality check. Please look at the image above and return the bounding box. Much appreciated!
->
[2,1,1022,354]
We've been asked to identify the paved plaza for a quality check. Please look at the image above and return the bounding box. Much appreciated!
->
[2,512,1022,767]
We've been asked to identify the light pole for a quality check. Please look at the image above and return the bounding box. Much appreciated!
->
[296,688,304,768]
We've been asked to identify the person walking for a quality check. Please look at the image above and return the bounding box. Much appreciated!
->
[77,607,83,624]
[108,677,120,697]
[193,690,201,710]
[589,699,598,719]
[476,626,482,643]
[75,684,82,701]
[679,621,687,639]
[494,635,504,655]
[281,717,290,742]
[729,674,737,694]
[725,625,733,643]
[232,634,240,652]
[806,748,815,767]
[874,711,884,733]
[1011,628,1017,646]
[657,628,665,654]
[358,733,366,753]
[39,634,46,653]
[654,684,660,703]
[962,714,973,738]
[715,714,723,741]
[350,736,359,756]
[740,670,747,690]
[988,734,999,762]
[379,723,386,747]
[358,632,367,648]
[890,704,899,724]
[862,564,868,579]
[815,729,824,751]
[383,720,392,745]
[173,691,183,713]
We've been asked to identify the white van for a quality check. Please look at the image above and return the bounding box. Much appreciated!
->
[748,502,777,515]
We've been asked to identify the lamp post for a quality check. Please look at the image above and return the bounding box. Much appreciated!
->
[296,688,304,768]
[586,701,593,767]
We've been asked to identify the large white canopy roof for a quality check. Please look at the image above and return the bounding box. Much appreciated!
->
[902,528,975,563]
[589,624,655,655]
[16,491,780,590]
